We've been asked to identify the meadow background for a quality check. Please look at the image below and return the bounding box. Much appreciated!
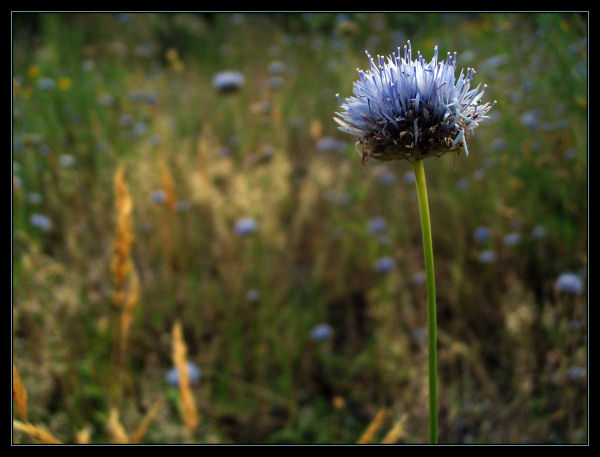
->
[12,12,587,444]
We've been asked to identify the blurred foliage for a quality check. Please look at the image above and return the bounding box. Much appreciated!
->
[12,12,587,444]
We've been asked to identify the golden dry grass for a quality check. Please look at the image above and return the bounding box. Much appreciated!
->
[172,321,199,434]
[107,408,129,444]
[111,163,134,310]
[12,364,27,421]
[357,408,387,444]
[381,414,408,444]
[13,420,62,445]
[129,397,165,444]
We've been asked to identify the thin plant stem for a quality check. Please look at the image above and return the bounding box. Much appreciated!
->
[412,159,438,444]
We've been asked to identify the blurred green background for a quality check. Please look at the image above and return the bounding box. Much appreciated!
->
[12,12,587,444]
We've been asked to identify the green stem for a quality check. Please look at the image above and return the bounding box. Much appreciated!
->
[412,159,438,444]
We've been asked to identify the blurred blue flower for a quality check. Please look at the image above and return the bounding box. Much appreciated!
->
[473,169,486,181]
[116,13,133,23]
[245,289,260,303]
[473,226,491,243]
[456,178,470,191]
[133,122,149,137]
[38,78,56,90]
[218,146,231,156]
[59,154,75,167]
[390,29,407,44]
[99,93,115,106]
[175,201,190,212]
[481,54,508,70]
[120,114,134,127]
[268,60,286,74]
[367,216,387,235]
[520,110,540,129]
[555,119,569,130]
[149,135,160,146]
[13,139,24,153]
[335,193,351,206]
[482,157,498,169]
[379,171,397,186]
[567,366,586,381]
[403,171,415,185]
[235,217,258,235]
[478,250,497,264]
[310,323,333,342]
[27,192,42,205]
[376,234,391,245]
[375,257,396,273]
[555,272,584,295]
[521,80,534,92]
[130,90,158,105]
[165,362,202,387]
[213,71,245,93]
[30,214,52,232]
[335,41,495,163]
[569,319,584,331]
[492,139,507,151]
[133,43,155,58]
[150,189,167,204]
[268,76,285,90]
[503,232,521,246]
[412,271,426,285]
[412,327,426,345]
[82,59,95,72]
[316,137,346,152]
[565,148,576,159]
[365,35,380,50]
[508,92,522,103]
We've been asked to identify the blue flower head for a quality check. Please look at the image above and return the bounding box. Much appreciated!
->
[478,250,497,264]
[473,226,491,243]
[310,323,333,342]
[165,362,202,387]
[379,171,397,186]
[503,232,521,246]
[213,71,245,93]
[30,214,52,232]
[375,256,396,274]
[245,289,260,303]
[335,41,496,164]
[38,78,56,90]
[235,217,258,235]
[555,272,584,295]
[150,189,167,204]
[367,216,387,235]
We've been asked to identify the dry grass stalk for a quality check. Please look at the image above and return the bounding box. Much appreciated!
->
[110,164,137,406]
[107,408,129,444]
[381,414,408,444]
[76,427,91,444]
[129,397,164,444]
[161,164,176,210]
[357,408,387,444]
[13,364,28,421]
[172,321,199,433]
[13,420,62,444]
[120,269,140,353]
[111,163,134,310]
